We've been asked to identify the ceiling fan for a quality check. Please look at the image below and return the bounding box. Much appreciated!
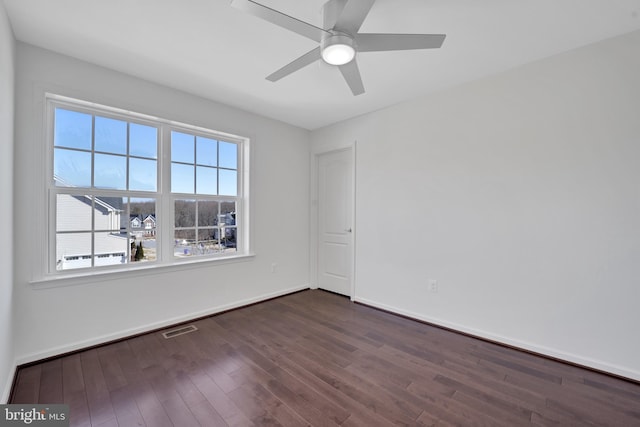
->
[231,0,446,95]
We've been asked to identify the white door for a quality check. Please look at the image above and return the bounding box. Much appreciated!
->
[317,148,353,296]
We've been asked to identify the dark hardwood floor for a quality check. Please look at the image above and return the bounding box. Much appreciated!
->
[10,289,640,426]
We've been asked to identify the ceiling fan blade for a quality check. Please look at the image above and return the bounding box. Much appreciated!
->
[333,0,376,35]
[338,59,365,96]
[231,0,328,42]
[322,0,348,30]
[266,47,322,82]
[355,33,446,52]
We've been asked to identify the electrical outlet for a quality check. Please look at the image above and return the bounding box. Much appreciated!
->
[271,263,277,273]
[428,279,438,293]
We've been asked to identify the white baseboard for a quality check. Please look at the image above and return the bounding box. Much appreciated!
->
[16,284,310,366]
[355,296,640,383]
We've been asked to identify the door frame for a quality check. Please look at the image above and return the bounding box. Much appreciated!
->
[310,142,357,300]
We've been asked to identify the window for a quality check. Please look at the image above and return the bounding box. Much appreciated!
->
[47,95,249,275]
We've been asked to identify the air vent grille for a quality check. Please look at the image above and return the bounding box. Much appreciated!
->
[162,324,198,339]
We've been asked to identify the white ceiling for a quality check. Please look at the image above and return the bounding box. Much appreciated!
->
[4,0,640,130]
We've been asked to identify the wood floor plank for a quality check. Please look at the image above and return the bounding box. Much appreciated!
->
[9,289,640,427]
[79,349,117,426]
[96,346,128,392]
[61,354,85,395]
[61,354,91,427]
[188,367,253,426]
[188,399,228,427]
[11,365,41,404]
[108,384,146,427]
[160,394,202,427]
[38,359,64,403]
[228,382,302,427]
[133,384,174,427]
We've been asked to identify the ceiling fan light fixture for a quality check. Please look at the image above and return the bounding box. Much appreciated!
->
[321,34,355,65]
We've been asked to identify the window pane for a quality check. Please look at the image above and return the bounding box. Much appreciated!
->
[175,199,196,227]
[56,232,91,270]
[130,158,157,192]
[171,163,194,193]
[171,131,194,163]
[128,198,157,258]
[198,228,216,243]
[219,202,237,251]
[196,166,217,195]
[95,116,127,154]
[93,196,125,231]
[54,148,92,187]
[196,136,217,166]
[140,239,156,261]
[54,108,92,150]
[94,231,129,265]
[198,201,219,226]
[95,153,126,190]
[219,226,237,252]
[219,169,237,196]
[174,229,195,257]
[56,194,92,232]
[219,141,237,169]
[198,229,218,254]
[130,123,157,159]
[220,202,235,222]
[128,198,158,262]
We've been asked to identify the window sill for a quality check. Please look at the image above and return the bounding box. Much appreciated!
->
[30,253,256,289]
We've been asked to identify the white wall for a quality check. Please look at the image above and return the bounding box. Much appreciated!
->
[312,30,640,381]
[0,0,16,403]
[13,43,310,363]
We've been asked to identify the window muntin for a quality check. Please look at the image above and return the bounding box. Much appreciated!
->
[48,96,248,275]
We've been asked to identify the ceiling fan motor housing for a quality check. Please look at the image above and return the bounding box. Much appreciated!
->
[321,32,356,65]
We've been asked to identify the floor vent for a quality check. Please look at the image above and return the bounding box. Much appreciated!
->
[162,324,198,339]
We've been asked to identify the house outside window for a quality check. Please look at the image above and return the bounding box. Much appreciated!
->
[47,94,250,275]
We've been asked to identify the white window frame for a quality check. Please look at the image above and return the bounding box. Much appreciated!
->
[44,93,251,279]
